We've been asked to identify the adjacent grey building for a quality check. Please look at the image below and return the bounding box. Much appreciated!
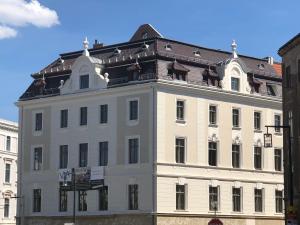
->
[278,33,300,224]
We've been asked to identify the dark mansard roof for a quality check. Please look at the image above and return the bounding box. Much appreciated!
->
[20,24,282,101]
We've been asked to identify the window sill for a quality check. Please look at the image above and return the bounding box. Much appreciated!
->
[127,120,139,127]
[209,124,218,128]
[231,211,243,214]
[232,127,241,130]
[274,132,282,136]
[174,209,189,212]
[254,130,262,133]
[176,120,186,125]
[3,182,11,186]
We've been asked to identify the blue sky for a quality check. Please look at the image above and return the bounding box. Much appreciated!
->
[0,0,299,122]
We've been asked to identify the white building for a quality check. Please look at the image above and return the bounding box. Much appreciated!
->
[0,119,18,225]
[17,24,284,225]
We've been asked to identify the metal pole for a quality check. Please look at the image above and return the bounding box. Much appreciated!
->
[72,168,76,225]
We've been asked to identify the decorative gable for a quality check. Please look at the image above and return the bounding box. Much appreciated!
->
[216,40,252,94]
[60,38,109,95]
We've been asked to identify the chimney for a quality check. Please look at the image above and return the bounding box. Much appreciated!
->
[264,56,274,65]
[93,39,104,49]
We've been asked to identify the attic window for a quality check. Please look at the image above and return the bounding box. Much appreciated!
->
[266,84,276,96]
[142,32,148,39]
[165,44,172,51]
[193,50,201,57]
[114,48,121,55]
[141,42,149,50]
[258,63,265,70]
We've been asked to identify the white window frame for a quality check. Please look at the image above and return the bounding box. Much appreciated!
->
[31,145,43,171]
[32,110,44,136]
[126,97,139,126]
[274,113,282,134]
[175,136,187,164]
[209,185,220,212]
[175,183,188,211]
[231,76,240,92]
[175,99,186,124]
[125,135,140,165]
[232,107,241,128]
[209,104,218,126]
[253,145,263,170]
[254,111,262,131]
[232,187,243,212]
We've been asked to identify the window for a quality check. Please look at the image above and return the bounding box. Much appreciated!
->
[176,100,185,121]
[232,187,241,212]
[59,190,67,212]
[129,100,138,121]
[99,186,108,211]
[99,141,108,166]
[128,138,139,164]
[78,191,87,211]
[6,136,11,151]
[60,109,68,128]
[33,189,41,212]
[232,108,240,128]
[59,145,68,169]
[274,114,281,133]
[128,184,138,210]
[79,143,88,167]
[285,66,291,88]
[35,113,43,131]
[33,147,42,171]
[254,188,263,212]
[274,149,282,171]
[208,142,217,166]
[80,75,89,89]
[254,112,261,130]
[275,190,283,213]
[5,164,10,183]
[4,198,9,218]
[209,186,219,211]
[254,147,262,170]
[176,185,186,210]
[100,104,108,124]
[175,138,185,163]
[266,84,276,96]
[231,77,240,91]
[80,107,87,126]
[209,105,217,125]
[232,144,240,168]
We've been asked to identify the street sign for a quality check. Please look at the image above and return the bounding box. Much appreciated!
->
[208,218,223,225]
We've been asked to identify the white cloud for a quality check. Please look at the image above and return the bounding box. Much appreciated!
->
[0,26,17,39]
[0,0,59,39]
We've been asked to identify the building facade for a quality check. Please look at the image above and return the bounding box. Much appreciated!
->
[17,24,284,225]
[278,33,300,224]
[0,119,18,225]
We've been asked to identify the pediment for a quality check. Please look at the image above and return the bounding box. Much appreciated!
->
[60,55,109,95]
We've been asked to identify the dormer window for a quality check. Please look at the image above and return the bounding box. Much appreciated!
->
[168,61,189,82]
[193,50,201,57]
[141,42,149,50]
[231,77,240,91]
[165,44,172,51]
[114,48,121,55]
[258,63,265,70]
[80,74,89,89]
[142,32,148,39]
[266,83,276,96]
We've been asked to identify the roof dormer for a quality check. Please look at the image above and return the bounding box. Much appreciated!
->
[60,37,109,95]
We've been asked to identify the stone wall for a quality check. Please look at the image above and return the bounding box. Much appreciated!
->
[24,214,154,225]
[156,215,284,225]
